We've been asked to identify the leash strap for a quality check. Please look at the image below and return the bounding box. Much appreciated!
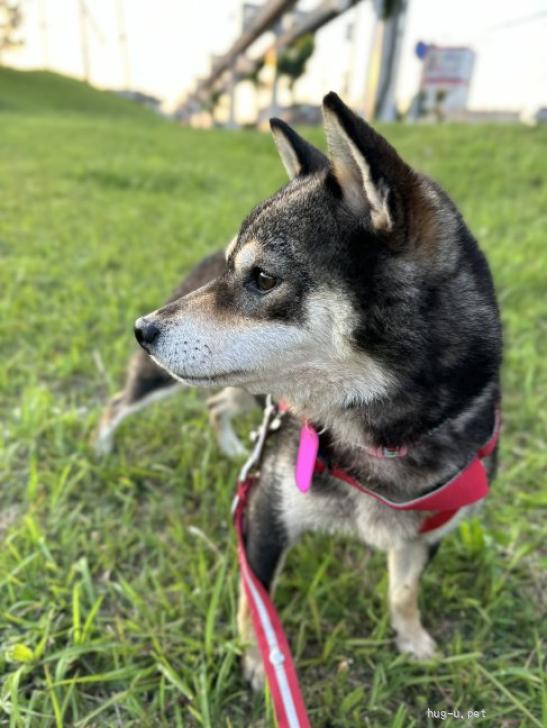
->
[232,397,311,728]
[234,479,311,728]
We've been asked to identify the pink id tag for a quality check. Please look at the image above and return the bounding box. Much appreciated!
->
[295,422,319,493]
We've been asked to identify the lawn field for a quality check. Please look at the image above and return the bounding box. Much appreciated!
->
[0,69,546,727]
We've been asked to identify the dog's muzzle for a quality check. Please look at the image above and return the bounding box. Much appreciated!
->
[134,316,160,353]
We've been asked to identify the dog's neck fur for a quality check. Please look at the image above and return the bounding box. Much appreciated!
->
[279,386,408,455]
[264,359,421,451]
[271,371,498,484]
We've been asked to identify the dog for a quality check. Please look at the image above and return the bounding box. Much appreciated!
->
[132,92,502,689]
[95,250,257,458]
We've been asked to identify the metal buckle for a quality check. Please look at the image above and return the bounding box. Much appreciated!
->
[237,395,278,483]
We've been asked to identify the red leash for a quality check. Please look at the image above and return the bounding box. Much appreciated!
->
[232,398,311,728]
[234,477,311,728]
[232,399,500,726]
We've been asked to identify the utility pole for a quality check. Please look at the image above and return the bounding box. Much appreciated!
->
[39,0,48,67]
[364,0,408,121]
[78,0,90,82]
[227,70,237,128]
[343,2,362,99]
[116,0,131,89]
[265,47,280,120]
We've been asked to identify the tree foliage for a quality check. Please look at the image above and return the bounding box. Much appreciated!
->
[277,33,315,89]
[243,58,265,89]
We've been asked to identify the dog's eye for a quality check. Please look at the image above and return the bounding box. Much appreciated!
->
[251,268,277,293]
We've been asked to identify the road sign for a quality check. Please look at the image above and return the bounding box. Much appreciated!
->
[420,46,475,112]
[415,40,428,60]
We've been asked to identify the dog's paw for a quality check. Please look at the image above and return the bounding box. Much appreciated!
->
[396,628,438,660]
[217,427,248,459]
[207,390,248,459]
[93,427,114,457]
[242,646,265,691]
[207,387,256,458]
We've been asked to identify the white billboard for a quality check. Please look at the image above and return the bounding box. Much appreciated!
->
[420,46,475,112]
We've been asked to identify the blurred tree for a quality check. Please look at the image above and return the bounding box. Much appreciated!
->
[205,88,222,125]
[277,33,315,102]
[244,58,265,89]
[0,0,23,62]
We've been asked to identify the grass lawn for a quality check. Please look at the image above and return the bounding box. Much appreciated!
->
[0,69,546,727]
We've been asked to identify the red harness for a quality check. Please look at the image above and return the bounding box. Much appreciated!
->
[313,409,500,533]
[233,400,500,727]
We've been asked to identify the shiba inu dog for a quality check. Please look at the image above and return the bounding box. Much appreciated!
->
[132,92,502,688]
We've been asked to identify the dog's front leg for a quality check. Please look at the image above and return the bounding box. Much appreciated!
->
[237,480,289,691]
[388,540,438,659]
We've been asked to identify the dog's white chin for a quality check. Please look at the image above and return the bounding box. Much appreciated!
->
[176,373,251,388]
[149,354,265,390]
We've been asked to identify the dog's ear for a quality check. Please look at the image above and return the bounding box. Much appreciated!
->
[270,117,328,179]
[322,92,414,232]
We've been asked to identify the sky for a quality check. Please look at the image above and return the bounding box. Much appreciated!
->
[4,0,547,115]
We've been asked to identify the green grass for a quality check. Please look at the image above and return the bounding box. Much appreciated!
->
[1,70,546,727]
[0,67,154,118]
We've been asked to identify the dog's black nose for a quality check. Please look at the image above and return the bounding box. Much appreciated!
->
[134,317,160,351]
